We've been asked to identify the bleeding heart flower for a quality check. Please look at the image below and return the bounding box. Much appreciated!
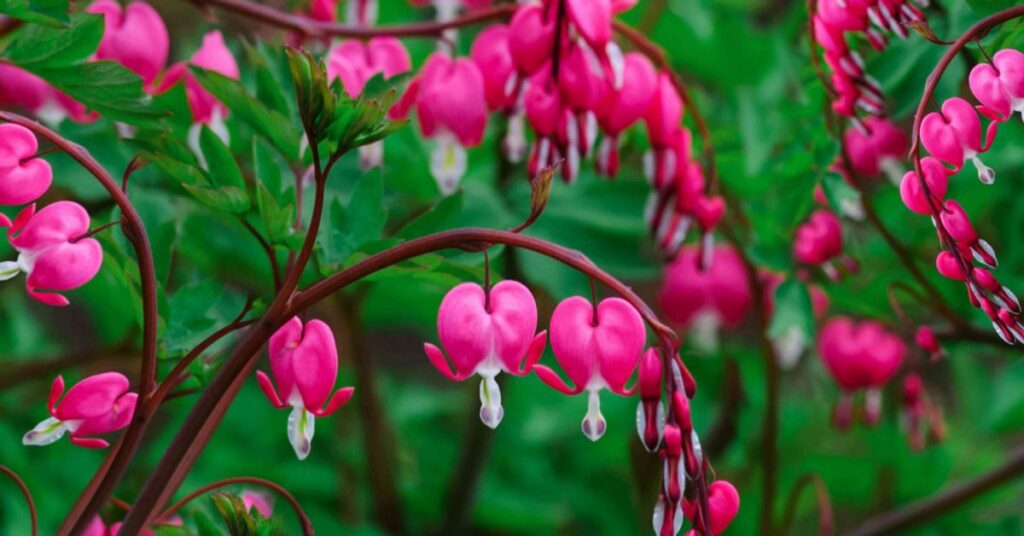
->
[241,490,274,518]
[23,373,137,449]
[408,52,488,195]
[0,201,103,306]
[256,317,356,460]
[843,117,907,182]
[508,3,556,77]
[424,280,547,428]
[658,245,751,351]
[793,210,844,275]
[939,199,997,268]
[0,123,52,206]
[636,348,665,452]
[817,316,905,427]
[470,24,517,111]
[326,38,411,98]
[644,73,685,189]
[920,97,997,184]
[596,52,658,177]
[899,156,949,215]
[87,0,169,87]
[534,296,646,441]
[159,31,240,126]
[969,49,1024,122]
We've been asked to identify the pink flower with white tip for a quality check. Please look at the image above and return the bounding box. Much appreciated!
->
[256,317,356,460]
[843,117,907,183]
[158,31,240,136]
[534,296,646,441]
[406,52,488,195]
[0,201,103,306]
[793,209,845,279]
[636,348,664,452]
[920,97,998,184]
[326,37,411,169]
[423,280,547,428]
[644,74,685,190]
[23,373,137,449]
[86,0,169,88]
[817,316,905,428]
[938,199,997,269]
[0,124,52,206]
[969,49,1024,123]
[470,24,527,162]
[658,245,751,351]
[596,52,658,177]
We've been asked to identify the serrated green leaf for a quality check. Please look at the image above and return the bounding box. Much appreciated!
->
[2,13,99,67]
[29,61,164,124]
[252,138,283,195]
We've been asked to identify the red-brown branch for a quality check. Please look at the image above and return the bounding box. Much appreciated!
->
[0,465,38,536]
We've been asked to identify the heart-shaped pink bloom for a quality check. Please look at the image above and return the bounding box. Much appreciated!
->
[921,97,997,183]
[566,0,612,48]
[818,316,905,392]
[87,0,169,87]
[0,124,52,206]
[416,52,488,147]
[899,156,949,215]
[470,24,516,111]
[23,372,137,449]
[327,37,411,98]
[843,117,907,179]
[310,0,338,22]
[508,3,556,77]
[969,49,1024,121]
[597,52,657,136]
[558,42,607,113]
[535,296,646,440]
[816,0,867,31]
[256,317,355,460]
[1,201,103,306]
[793,209,843,266]
[645,72,684,148]
[659,245,751,330]
[424,280,547,428]
[158,31,239,124]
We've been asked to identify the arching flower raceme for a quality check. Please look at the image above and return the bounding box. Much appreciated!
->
[969,49,1024,123]
[23,373,137,448]
[534,296,646,441]
[658,245,751,351]
[256,317,356,460]
[241,490,274,517]
[920,97,998,184]
[817,316,905,427]
[0,123,52,206]
[793,209,845,279]
[401,52,488,195]
[842,116,907,183]
[0,201,104,306]
[86,0,170,88]
[423,280,547,428]
[326,37,411,168]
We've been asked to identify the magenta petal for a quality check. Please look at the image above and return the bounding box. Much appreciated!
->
[69,436,110,449]
[313,386,355,417]
[566,0,612,47]
[73,392,137,437]
[533,364,584,395]
[436,282,492,376]
[0,124,52,206]
[549,296,600,388]
[54,372,130,420]
[424,343,463,381]
[489,280,539,373]
[26,238,103,291]
[256,370,286,408]
[268,316,304,402]
[367,37,411,79]
[594,298,645,394]
[48,375,65,416]
[290,319,339,411]
[9,201,90,251]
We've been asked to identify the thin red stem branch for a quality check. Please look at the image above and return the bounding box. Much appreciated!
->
[241,218,283,291]
[0,465,38,536]
[157,476,314,534]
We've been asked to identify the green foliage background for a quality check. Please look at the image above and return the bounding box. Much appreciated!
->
[1,0,1024,534]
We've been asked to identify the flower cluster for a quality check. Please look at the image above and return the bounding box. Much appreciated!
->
[0,125,103,306]
[23,373,138,448]
[900,48,1024,344]
[817,316,905,428]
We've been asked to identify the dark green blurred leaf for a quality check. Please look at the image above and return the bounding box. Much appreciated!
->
[2,13,99,66]
[0,0,68,26]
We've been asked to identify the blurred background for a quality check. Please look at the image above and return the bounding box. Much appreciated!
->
[2,0,1024,534]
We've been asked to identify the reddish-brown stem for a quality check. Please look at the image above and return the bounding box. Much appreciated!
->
[0,112,160,536]
[848,445,1024,536]
[157,476,314,534]
[181,0,515,38]
[241,218,283,291]
[780,473,834,535]
[0,465,38,536]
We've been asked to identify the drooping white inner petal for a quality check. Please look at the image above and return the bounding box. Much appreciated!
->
[287,406,316,461]
[430,134,466,196]
[582,389,607,441]
[503,113,527,164]
[689,310,721,353]
[969,154,995,185]
[0,261,21,282]
[359,141,384,170]
[23,416,68,446]
[879,157,904,186]
[478,373,504,429]
[773,325,807,370]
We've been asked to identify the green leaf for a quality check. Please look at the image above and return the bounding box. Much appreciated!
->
[252,138,283,195]
[183,184,251,214]
[244,40,292,118]
[820,170,861,218]
[2,13,101,67]
[192,67,301,161]
[29,61,164,124]
[767,279,814,340]
[348,172,387,240]
[0,0,68,26]
[397,192,463,239]
[199,126,248,191]
[255,181,295,245]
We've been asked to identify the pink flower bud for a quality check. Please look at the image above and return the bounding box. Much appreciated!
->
[914,326,942,357]
[793,209,843,266]
[424,280,546,428]
[534,296,646,441]
[0,201,103,306]
[935,250,965,281]
[938,199,977,243]
[597,52,657,136]
[818,316,905,393]
[508,3,556,77]
[558,42,608,113]
[706,480,741,535]
[0,124,52,206]
[659,245,751,331]
[636,348,664,451]
[645,73,684,149]
[256,317,355,460]
[899,157,948,215]
[920,97,997,183]
[23,372,137,449]
[969,49,1024,122]
[843,117,907,180]
[241,490,274,517]
[327,37,411,98]
[470,24,516,111]
[87,0,169,87]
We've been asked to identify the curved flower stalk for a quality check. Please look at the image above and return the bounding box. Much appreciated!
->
[817,316,905,427]
[534,296,646,441]
[23,373,138,449]
[423,280,547,428]
[256,317,356,460]
[0,123,52,206]
[0,201,104,306]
